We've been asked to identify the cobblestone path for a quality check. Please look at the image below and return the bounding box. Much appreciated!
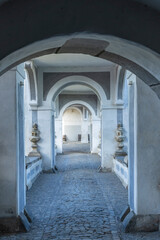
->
[63,142,90,154]
[0,153,160,240]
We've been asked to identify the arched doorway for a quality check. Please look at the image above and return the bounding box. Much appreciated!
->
[0,1,160,233]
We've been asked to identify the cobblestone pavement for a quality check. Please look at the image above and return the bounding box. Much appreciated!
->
[0,153,160,240]
[62,142,90,154]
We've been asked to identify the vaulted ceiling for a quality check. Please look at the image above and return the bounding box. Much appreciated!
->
[0,0,160,11]
[129,0,160,11]
[33,53,115,69]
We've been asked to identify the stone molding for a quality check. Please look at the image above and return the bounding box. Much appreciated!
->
[45,75,108,107]
[58,100,98,120]
[43,72,110,101]
[24,61,38,106]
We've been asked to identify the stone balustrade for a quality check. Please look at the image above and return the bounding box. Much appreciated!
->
[113,157,128,188]
[26,156,42,190]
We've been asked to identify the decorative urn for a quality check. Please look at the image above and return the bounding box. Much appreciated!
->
[28,123,41,158]
[114,123,127,157]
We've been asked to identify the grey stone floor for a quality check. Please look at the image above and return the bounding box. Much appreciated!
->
[0,153,160,240]
[62,142,90,154]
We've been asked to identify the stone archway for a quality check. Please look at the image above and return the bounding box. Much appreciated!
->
[45,75,108,108]
[44,76,112,169]
[0,38,160,233]
[62,106,82,144]
[1,34,160,98]
[55,100,100,154]
[59,100,97,119]
[0,1,160,232]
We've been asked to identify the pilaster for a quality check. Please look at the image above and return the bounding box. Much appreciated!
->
[101,106,117,170]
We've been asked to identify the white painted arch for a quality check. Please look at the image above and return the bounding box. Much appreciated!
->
[45,75,108,108]
[58,100,97,120]
[115,66,127,105]
[63,106,83,119]
[1,33,160,81]
[24,61,38,107]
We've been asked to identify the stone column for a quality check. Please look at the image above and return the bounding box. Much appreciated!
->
[24,61,39,156]
[24,75,32,156]
[135,78,160,215]
[55,118,63,153]
[128,79,135,212]
[38,109,55,172]
[91,118,101,153]
[122,78,160,232]
[81,120,89,143]
[101,107,117,171]
[0,67,29,232]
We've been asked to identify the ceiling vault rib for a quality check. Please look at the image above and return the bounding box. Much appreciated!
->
[149,83,160,87]
[96,50,106,57]
[55,47,61,54]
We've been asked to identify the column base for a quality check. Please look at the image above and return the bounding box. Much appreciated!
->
[122,210,160,232]
[28,151,41,158]
[120,205,130,222]
[43,167,58,174]
[91,150,99,154]
[98,166,112,173]
[0,212,31,233]
[24,207,33,223]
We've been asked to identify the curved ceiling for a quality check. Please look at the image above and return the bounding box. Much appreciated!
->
[130,0,160,11]
[61,84,95,95]
[33,53,115,68]
[0,0,159,11]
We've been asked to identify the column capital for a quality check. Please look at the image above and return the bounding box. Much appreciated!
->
[92,117,101,121]
[29,106,55,112]
[101,105,124,111]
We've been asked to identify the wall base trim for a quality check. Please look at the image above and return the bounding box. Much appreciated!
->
[43,167,57,174]
[98,167,112,173]
[120,205,130,222]
[122,211,160,232]
[0,212,31,233]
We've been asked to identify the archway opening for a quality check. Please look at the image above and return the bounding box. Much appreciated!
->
[0,34,160,238]
[53,82,101,157]
[62,106,91,154]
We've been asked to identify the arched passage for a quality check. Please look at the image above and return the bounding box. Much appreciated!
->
[59,100,97,119]
[45,75,108,108]
[44,76,105,163]
[55,100,100,155]
[62,106,82,142]
[0,43,160,234]
[0,1,160,233]
[1,34,160,97]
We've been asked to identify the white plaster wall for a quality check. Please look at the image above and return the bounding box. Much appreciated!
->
[38,110,54,171]
[91,119,101,153]
[0,69,25,217]
[123,73,129,154]
[55,119,62,153]
[101,108,117,169]
[128,78,136,211]
[97,99,101,117]
[134,78,160,215]
[55,96,59,118]
[0,70,18,217]
[81,120,89,143]
[16,65,26,212]
[123,71,136,154]
[62,108,82,142]
[24,74,32,156]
